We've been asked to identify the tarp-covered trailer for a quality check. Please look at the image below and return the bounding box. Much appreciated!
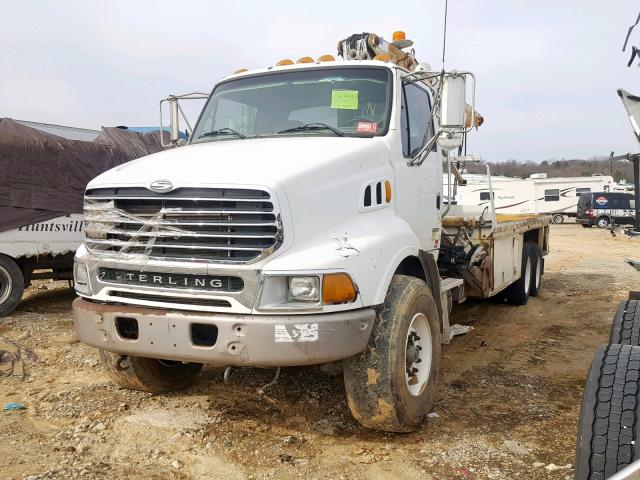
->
[0,119,166,316]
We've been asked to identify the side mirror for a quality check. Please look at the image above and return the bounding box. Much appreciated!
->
[440,74,466,128]
[437,73,467,151]
[159,92,209,148]
[406,69,477,166]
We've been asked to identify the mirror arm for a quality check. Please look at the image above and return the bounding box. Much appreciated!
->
[408,129,442,167]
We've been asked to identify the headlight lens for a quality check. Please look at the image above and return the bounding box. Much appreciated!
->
[73,260,90,295]
[288,276,320,302]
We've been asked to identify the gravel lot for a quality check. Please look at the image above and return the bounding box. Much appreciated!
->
[2,224,639,480]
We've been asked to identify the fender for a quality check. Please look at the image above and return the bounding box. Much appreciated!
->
[418,250,444,333]
[374,247,445,334]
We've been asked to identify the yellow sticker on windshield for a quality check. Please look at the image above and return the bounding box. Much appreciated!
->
[331,90,358,109]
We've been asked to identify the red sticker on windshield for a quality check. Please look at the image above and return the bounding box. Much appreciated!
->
[357,122,378,133]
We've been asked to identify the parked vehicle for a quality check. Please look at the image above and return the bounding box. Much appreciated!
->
[72,31,551,432]
[576,191,636,228]
[447,173,614,225]
[575,263,640,479]
[0,215,83,316]
[0,120,166,316]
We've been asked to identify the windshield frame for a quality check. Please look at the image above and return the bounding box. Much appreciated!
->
[190,65,394,144]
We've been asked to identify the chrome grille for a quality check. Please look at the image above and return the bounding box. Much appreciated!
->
[84,187,281,264]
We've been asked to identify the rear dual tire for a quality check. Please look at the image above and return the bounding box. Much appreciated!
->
[503,243,542,305]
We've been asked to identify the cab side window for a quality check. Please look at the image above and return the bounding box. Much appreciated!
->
[401,82,434,157]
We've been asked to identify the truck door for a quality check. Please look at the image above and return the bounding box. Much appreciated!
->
[393,73,441,252]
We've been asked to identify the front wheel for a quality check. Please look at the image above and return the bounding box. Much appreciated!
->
[596,216,610,229]
[99,350,203,393]
[0,254,25,317]
[343,275,441,432]
[551,214,565,224]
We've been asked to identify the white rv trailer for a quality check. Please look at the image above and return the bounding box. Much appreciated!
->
[445,173,615,223]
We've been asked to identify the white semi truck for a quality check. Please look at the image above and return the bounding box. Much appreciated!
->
[72,32,550,432]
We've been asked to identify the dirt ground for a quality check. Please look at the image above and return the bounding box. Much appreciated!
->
[2,224,640,480]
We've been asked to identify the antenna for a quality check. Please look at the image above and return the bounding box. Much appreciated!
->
[441,0,449,69]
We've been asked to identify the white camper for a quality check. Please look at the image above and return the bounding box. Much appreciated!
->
[447,173,615,223]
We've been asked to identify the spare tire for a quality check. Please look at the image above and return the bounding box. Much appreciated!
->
[575,344,640,479]
[610,300,640,345]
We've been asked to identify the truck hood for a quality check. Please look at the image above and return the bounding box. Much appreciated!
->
[87,137,390,190]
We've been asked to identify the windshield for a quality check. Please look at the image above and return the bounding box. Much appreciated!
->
[191,67,392,143]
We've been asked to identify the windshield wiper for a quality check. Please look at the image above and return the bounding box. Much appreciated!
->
[198,127,246,139]
[277,123,344,137]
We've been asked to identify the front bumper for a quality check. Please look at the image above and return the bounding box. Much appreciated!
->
[73,298,375,367]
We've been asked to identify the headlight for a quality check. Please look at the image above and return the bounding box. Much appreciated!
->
[257,273,357,310]
[73,260,90,295]
[288,276,320,302]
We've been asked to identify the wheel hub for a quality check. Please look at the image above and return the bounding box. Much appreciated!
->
[404,313,432,397]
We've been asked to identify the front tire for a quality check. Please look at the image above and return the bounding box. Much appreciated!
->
[552,214,565,224]
[596,216,610,229]
[0,254,25,317]
[343,275,441,432]
[99,350,203,393]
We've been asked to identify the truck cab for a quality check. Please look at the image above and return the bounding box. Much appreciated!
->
[73,33,547,432]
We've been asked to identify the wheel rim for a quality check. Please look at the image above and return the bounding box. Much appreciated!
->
[0,266,13,305]
[524,256,531,294]
[552,215,562,224]
[597,218,608,228]
[404,313,432,397]
[535,255,541,290]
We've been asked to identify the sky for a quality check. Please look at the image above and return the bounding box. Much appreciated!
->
[1,0,640,162]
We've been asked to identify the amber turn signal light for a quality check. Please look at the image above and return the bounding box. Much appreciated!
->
[322,273,357,304]
[385,180,392,203]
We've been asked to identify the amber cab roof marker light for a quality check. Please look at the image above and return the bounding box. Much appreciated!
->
[317,54,336,63]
